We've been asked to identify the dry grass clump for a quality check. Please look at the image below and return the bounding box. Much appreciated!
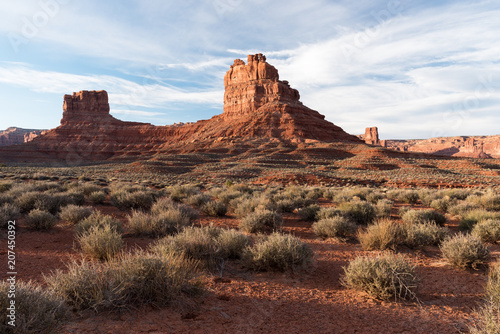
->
[25,209,57,230]
[151,197,198,221]
[402,222,449,249]
[74,211,123,236]
[402,209,447,226]
[77,224,123,260]
[358,219,403,251]
[239,210,283,233]
[440,234,490,270]
[89,191,106,204]
[376,199,393,218]
[430,197,452,212]
[0,280,69,334]
[185,193,211,207]
[45,252,201,311]
[110,189,156,210]
[316,207,343,220]
[471,220,500,244]
[231,193,272,217]
[469,262,500,333]
[201,200,228,217]
[0,181,13,193]
[0,203,20,228]
[342,253,418,301]
[166,184,200,202]
[448,201,481,216]
[312,216,357,240]
[128,207,193,238]
[244,232,313,272]
[59,204,93,225]
[459,209,500,231]
[151,226,250,270]
[339,201,376,225]
[390,189,420,204]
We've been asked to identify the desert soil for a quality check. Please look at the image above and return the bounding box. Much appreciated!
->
[1,201,497,334]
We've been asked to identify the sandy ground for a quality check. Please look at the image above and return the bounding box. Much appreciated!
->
[1,200,497,334]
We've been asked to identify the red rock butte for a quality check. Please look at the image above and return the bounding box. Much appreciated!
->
[0,54,361,164]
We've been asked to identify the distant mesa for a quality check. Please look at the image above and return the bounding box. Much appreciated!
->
[0,127,48,147]
[0,54,361,164]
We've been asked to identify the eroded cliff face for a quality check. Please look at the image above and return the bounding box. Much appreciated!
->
[0,54,361,164]
[0,127,47,147]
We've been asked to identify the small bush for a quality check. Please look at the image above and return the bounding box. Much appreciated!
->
[25,209,57,230]
[430,198,451,212]
[217,229,251,259]
[0,181,13,193]
[366,192,384,204]
[376,199,393,218]
[339,201,376,225]
[59,205,93,225]
[479,193,500,211]
[459,210,500,231]
[244,233,313,272]
[402,209,447,226]
[128,208,192,237]
[358,219,403,251]
[151,197,198,221]
[448,201,481,216]
[312,216,357,240]
[232,194,272,217]
[472,220,500,244]
[316,207,342,220]
[201,200,228,217]
[46,252,200,311]
[167,184,200,202]
[77,224,123,260]
[397,190,420,204]
[0,281,69,333]
[75,211,123,236]
[342,254,418,301]
[185,193,210,207]
[298,204,320,221]
[402,222,449,249]
[0,203,20,228]
[397,206,411,217]
[89,191,106,204]
[440,234,490,270]
[240,210,283,233]
[111,190,156,210]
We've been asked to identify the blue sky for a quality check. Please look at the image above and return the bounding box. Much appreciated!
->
[0,0,499,139]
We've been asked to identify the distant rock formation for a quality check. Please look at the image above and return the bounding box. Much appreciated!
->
[0,54,361,164]
[0,127,47,147]
[361,127,386,147]
[385,135,497,159]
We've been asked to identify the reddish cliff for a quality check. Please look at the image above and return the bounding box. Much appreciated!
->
[0,127,47,147]
[0,54,360,164]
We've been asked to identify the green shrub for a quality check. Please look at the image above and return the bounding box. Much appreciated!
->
[244,233,313,272]
[339,201,376,225]
[75,211,123,236]
[59,205,93,224]
[240,210,283,233]
[89,191,106,204]
[77,224,123,260]
[342,254,418,301]
[0,203,20,228]
[46,252,200,311]
[312,217,357,240]
[0,281,69,333]
[25,209,57,230]
[298,204,320,221]
[440,234,490,270]
[201,200,228,217]
[358,219,403,251]
[472,220,500,244]
[402,222,449,249]
[402,209,447,226]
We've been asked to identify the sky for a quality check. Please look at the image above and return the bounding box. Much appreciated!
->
[0,0,499,139]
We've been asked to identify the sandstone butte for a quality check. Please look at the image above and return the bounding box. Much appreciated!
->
[0,54,362,164]
[0,127,47,147]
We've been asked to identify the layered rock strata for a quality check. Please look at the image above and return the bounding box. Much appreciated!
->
[0,54,361,164]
